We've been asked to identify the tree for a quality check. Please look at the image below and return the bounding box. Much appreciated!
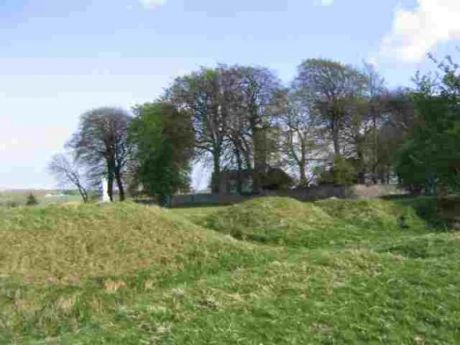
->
[68,107,132,201]
[336,95,370,183]
[220,68,253,194]
[315,156,357,186]
[232,66,285,193]
[369,89,418,184]
[281,89,325,187]
[48,153,89,203]
[129,102,194,206]
[362,62,387,183]
[26,193,39,206]
[167,68,229,193]
[168,65,285,194]
[396,95,460,195]
[396,54,460,195]
[294,59,368,157]
[339,63,388,184]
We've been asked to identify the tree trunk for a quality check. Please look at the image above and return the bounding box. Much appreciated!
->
[252,127,267,194]
[211,153,221,194]
[357,143,366,184]
[77,185,88,203]
[235,148,243,194]
[298,141,308,188]
[331,121,341,156]
[115,169,125,201]
[107,173,114,202]
[371,113,378,184]
[106,160,115,202]
[299,161,308,188]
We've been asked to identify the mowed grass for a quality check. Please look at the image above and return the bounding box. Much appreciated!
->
[0,198,459,344]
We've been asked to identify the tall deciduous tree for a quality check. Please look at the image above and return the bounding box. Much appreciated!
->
[281,90,325,187]
[167,68,230,193]
[396,55,460,195]
[370,89,418,184]
[362,62,387,183]
[294,59,368,157]
[233,66,284,193]
[129,102,194,205]
[220,68,252,193]
[68,107,132,201]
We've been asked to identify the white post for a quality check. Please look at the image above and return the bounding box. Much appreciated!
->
[101,177,111,203]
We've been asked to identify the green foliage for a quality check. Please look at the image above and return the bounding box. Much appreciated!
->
[396,55,460,195]
[260,167,294,190]
[396,196,460,229]
[130,102,194,205]
[316,156,357,186]
[4,201,19,208]
[396,94,460,194]
[26,193,39,206]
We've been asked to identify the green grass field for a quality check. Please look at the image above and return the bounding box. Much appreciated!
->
[0,190,82,207]
[0,197,459,344]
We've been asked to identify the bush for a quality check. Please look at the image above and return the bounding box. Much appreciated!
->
[4,201,19,208]
[26,193,39,206]
[261,167,294,190]
[316,156,357,186]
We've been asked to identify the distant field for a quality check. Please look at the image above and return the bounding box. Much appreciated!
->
[0,189,82,206]
[0,197,459,344]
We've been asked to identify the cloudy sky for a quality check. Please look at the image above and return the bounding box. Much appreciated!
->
[1,0,459,189]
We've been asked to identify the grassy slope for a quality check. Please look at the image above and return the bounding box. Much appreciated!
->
[203,197,427,249]
[0,198,459,344]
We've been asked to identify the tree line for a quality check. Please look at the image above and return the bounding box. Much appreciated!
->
[49,56,460,204]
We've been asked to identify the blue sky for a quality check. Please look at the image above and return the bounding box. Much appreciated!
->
[1,0,459,189]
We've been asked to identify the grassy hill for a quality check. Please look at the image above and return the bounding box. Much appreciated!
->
[0,198,459,344]
[202,197,426,248]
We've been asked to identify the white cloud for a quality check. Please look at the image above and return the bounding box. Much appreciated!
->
[139,0,166,9]
[320,0,335,6]
[380,0,460,63]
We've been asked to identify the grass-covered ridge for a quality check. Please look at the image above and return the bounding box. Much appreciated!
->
[1,198,459,344]
[0,202,265,282]
[316,198,426,230]
[205,197,335,245]
[204,197,428,247]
